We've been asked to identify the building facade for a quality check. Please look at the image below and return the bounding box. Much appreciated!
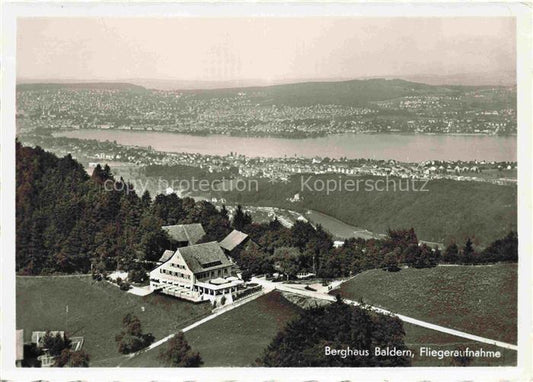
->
[149,241,244,304]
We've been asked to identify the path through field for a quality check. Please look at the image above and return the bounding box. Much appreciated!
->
[251,277,517,351]
[123,286,273,365]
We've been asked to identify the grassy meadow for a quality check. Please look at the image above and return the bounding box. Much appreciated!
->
[404,323,516,366]
[17,273,516,367]
[124,291,302,367]
[16,276,211,366]
[336,263,517,343]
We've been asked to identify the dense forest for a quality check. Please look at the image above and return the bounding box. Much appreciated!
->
[16,143,518,278]
[257,296,411,367]
[16,142,231,275]
[234,221,517,280]
[206,173,516,246]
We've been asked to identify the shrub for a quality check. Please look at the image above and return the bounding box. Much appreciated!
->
[158,332,202,367]
[258,299,411,367]
[115,313,154,354]
[129,268,148,284]
[55,349,90,367]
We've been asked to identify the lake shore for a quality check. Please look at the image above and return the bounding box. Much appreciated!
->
[53,129,517,162]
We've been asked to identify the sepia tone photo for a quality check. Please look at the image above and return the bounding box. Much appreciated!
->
[3,5,529,379]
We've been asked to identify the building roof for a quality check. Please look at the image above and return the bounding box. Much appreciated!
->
[219,230,249,252]
[159,250,175,263]
[209,277,229,285]
[162,223,206,245]
[16,329,24,361]
[178,242,232,274]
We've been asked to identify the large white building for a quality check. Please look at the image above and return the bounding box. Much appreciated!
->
[149,241,243,304]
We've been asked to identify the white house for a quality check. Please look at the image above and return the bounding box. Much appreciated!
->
[149,242,243,304]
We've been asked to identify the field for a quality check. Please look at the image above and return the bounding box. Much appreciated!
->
[17,276,516,367]
[404,323,516,366]
[336,264,517,343]
[124,291,302,367]
[124,289,516,367]
[16,276,212,366]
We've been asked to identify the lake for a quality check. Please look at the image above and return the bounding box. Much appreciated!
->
[55,129,517,162]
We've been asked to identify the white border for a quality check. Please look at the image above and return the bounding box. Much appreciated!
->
[1,2,532,381]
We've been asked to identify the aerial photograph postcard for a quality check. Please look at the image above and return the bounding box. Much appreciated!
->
[2,3,531,381]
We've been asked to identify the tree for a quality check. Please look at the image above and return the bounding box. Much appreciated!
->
[241,269,252,282]
[141,190,152,208]
[42,332,71,357]
[158,332,202,367]
[269,217,282,230]
[480,231,517,263]
[461,238,476,264]
[383,228,418,254]
[442,242,459,263]
[55,348,90,367]
[258,299,411,367]
[115,313,155,354]
[409,243,438,268]
[68,350,90,367]
[401,244,420,267]
[273,247,301,280]
[382,250,401,272]
[128,265,148,284]
[290,221,317,250]
[238,246,274,276]
[232,205,252,231]
[220,204,229,220]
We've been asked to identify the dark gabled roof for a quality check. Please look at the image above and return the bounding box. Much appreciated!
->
[159,250,174,263]
[162,223,206,245]
[178,242,232,274]
[219,230,249,252]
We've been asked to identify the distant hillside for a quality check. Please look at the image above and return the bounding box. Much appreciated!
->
[400,71,516,87]
[210,173,517,246]
[181,78,470,106]
[16,82,147,91]
[16,78,502,107]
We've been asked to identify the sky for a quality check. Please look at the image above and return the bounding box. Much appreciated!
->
[17,17,516,86]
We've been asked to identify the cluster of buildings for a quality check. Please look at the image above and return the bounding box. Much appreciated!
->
[149,223,256,304]
[15,330,84,368]
[18,134,517,187]
[16,87,377,138]
[372,88,516,134]
[16,85,516,137]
